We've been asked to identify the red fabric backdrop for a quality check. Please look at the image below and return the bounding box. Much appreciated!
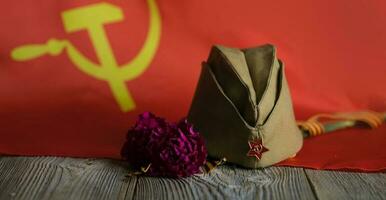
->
[1,0,385,171]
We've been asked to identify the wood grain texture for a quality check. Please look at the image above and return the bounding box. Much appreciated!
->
[305,169,386,200]
[0,157,136,200]
[133,165,315,200]
[0,156,385,200]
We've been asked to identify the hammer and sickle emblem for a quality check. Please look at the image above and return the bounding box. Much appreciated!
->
[10,0,161,112]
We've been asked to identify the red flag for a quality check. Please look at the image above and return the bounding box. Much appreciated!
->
[1,0,385,171]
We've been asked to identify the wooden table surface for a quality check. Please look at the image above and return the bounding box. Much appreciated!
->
[0,156,385,200]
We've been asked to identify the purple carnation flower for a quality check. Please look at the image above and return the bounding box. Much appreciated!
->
[121,112,207,178]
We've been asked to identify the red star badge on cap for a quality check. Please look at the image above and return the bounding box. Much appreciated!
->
[247,138,268,160]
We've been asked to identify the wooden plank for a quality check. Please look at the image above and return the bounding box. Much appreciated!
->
[0,157,316,200]
[305,169,386,200]
[133,165,316,200]
[12,156,386,200]
[0,157,137,200]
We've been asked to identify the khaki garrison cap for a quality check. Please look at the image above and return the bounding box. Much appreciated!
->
[188,44,303,168]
